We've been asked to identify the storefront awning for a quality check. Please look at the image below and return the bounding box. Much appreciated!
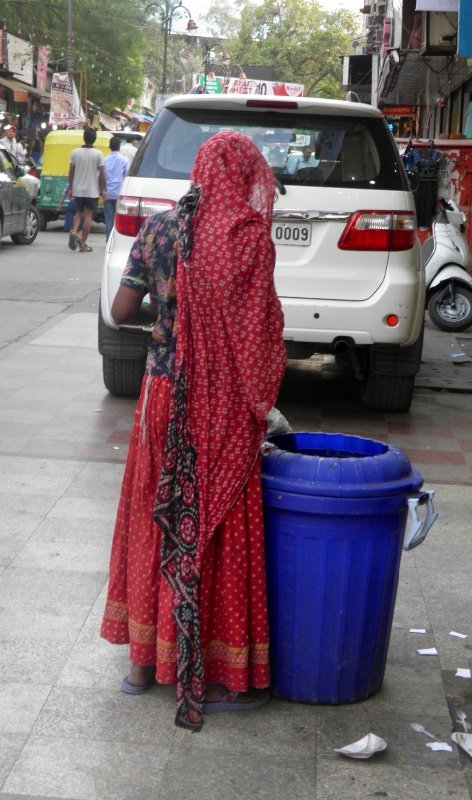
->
[0,75,50,102]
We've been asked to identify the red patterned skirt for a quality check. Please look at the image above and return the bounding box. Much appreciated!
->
[100,374,271,691]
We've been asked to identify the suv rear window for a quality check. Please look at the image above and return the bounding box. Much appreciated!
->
[132,107,407,191]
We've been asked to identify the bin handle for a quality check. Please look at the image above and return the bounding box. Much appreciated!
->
[403,491,438,551]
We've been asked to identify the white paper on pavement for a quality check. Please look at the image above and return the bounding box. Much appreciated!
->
[417,647,439,655]
[426,742,453,752]
[455,668,472,678]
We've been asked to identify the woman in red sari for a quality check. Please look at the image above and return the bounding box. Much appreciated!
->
[101,131,286,731]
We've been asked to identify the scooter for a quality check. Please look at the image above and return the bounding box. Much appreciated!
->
[423,197,472,332]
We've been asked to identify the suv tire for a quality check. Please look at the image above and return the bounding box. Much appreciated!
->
[102,355,145,398]
[11,205,39,245]
[362,326,424,412]
[362,372,416,413]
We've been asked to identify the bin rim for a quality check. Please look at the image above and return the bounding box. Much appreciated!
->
[261,431,423,498]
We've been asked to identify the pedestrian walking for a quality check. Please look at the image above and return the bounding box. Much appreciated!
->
[103,136,128,240]
[100,131,286,731]
[67,127,106,253]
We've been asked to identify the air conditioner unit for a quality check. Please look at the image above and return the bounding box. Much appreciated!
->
[420,11,457,55]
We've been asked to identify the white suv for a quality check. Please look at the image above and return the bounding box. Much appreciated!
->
[99,94,425,412]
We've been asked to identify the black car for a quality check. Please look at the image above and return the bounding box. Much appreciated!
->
[0,146,39,245]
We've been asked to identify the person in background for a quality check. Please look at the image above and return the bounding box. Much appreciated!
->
[285,145,319,174]
[31,137,43,164]
[100,131,286,732]
[67,127,106,253]
[0,124,24,162]
[119,134,141,165]
[103,136,128,240]
[56,183,82,234]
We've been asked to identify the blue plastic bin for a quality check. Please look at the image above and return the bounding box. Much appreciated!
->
[261,431,436,705]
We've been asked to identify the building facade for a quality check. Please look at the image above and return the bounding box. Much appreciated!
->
[343,0,472,140]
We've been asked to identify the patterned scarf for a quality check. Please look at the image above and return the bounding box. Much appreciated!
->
[155,131,286,730]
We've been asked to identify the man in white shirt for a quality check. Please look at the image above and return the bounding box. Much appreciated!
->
[120,135,141,165]
[67,127,106,252]
[0,124,25,162]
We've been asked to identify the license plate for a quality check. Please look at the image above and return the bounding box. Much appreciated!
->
[272,221,312,246]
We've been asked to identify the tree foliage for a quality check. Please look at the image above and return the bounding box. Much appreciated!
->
[204,0,360,98]
[0,0,149,108]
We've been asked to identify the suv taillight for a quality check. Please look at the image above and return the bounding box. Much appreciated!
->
[115,196,175,237]
[338,211,416,251]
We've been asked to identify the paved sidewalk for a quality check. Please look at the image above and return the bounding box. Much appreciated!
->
[0,313,472,800]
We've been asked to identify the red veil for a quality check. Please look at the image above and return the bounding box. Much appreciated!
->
[155,131,286,729]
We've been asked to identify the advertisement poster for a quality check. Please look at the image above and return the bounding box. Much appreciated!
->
[37,46,50,94]
[49,72,86,127]
[197,75,304,96]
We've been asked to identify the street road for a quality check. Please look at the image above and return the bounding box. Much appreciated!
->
[0,221,106,352]
[1,222,472,488]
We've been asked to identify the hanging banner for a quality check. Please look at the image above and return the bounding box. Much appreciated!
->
[197,74,304,96]
[458,0,472,56]
[37,46,50,94]
[49,72,86,127]
[415,0,458,9]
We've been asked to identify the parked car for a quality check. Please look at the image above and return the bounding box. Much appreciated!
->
[0,145,40,245]
[99,94,425,411]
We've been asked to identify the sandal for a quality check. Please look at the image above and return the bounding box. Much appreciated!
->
[68,232,78,251]
[203,688,270,715]
[121,674,155,695]
[79,244,93,252]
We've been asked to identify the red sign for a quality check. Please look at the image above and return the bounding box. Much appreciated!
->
[381,106,417,115]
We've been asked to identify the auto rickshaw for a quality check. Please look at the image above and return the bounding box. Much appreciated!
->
[37,129,112,230]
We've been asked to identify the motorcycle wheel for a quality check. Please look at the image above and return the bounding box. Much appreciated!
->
[427,284,472,332]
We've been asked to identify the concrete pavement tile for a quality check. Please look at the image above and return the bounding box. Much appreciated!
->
[158,748,317,800]
[0,567,105,642]
[432,630,472,671]
[349,663,447,718]
[0,796,76,800]
[56,639,130,691]
[62,462,124,500]
[414,568,472,631]
[30,313,98,349]
[12,538,111,574]
[0,457,84,495]
[384,626,440,668]
[0,601,96,645]
[316,707,457,768]
[1,737,169,800]
[31,686,176,746]
[0,684,51,734]
[0,733,28,786]
[30,516,114,546]
[316,758,469,800]
[46,496,117,522]
[0,406,54,426]
[1,567,105,606]
[0,493,57,534]
[75,586,107,644]
[0,639,74,684]
[20,440,127,462]
[172,697,319,757]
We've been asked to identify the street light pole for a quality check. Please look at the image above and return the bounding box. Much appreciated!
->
[66,0,73,78]
[159,1,197,100]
